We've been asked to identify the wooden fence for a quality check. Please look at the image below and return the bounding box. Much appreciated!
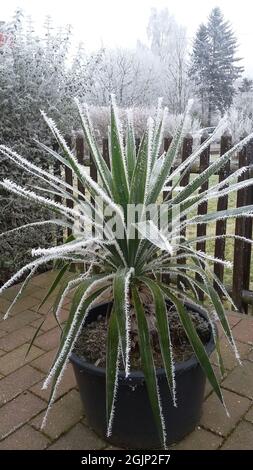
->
[57,133,253,314]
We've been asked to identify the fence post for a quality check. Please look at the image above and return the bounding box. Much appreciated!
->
[214,132,232,293]
[232,138,253,313]
[196,132,210,300]
[243,141,253,300]
[135,137,141,155]
[162,135,173,202]
[89,144,97,236]
[103,138,110,169]
[65,135,73,237]
[162,135,173,285]
[177,134,193,289]
[76,132,85,200]
[53,142,63,244]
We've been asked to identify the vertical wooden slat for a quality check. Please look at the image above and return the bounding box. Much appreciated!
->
[65,164,73,238]
[76,132,85,200]
[177,134,193,288]
[90,152,98,184]
[232,139,253,313]
[214,132,232,293]
[90,151,98,189]
[162,135,173,286]
[232,145,247,312]
[162,135,173,202]
[89,150,97,236]
[53,142,62,205]
[103,138,110,169]
[196,132,210,300]
[76,134,86,268]
[243,141,253,298]
[53,142,63,244]
[64,135,73,237]
[135,137,141,155]
[53,160,62,206]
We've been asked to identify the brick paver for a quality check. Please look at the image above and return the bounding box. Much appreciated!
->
[0,391,46,439]
[30,364,76,401]
[0,343,43,375]
[30,271,58,287]
[244,405,253,424]
[222,360,253,399]
[0,343,44,376]
[200,388,251,436]
[48,423,105,450]
[232,318,253,344]
[210,339,251,371]
[221,421,253,450]
[0,297,11,315]
[0,283,46,302]
[0,310,41,333]
[0,272,252,450]
[31,300,55,316]
[34,327,61,352]
[1,296,40,316]
[31,308,69,332]
[31,349,57,373]
[31,390,83,440]
[0,424,50,450]
[0,325,37,352]
[226,312,243,327]
[171,427,222,450]
[204,365,222,398]
[248,350,253,361]
[0,365,44,405]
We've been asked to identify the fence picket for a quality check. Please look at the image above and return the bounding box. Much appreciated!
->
[162,135,173,285]
[177,134,193,289]
[196,132,210,300]
[214,133,232,293]
[76,132,85,200]
[232,139,253,312]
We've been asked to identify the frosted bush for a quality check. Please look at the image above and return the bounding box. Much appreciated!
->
[0,10,100,285]
[227,106,253,143]
[77,105,201,148]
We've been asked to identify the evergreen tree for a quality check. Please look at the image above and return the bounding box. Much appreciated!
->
[190,7,243,125]
[239,77,253,93]
[190,24,210,122]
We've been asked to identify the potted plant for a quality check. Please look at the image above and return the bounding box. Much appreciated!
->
[0,97,253,449]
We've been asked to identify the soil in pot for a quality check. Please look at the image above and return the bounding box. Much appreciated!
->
[74,303,211,369]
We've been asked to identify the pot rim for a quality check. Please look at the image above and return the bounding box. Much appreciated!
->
[70,300,216,380]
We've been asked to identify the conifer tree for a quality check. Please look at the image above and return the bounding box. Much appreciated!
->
[239,78,253,93]
[190,7,243,124]
[190,24,210,122]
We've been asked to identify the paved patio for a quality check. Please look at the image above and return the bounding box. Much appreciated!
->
[0,271,253,450]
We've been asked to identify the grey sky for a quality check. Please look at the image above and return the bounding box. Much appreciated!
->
[2,0,253,75]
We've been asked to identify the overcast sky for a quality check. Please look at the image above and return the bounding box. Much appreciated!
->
[1,0,253,75]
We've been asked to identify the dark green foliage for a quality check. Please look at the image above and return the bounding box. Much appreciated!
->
[239,78,253,93]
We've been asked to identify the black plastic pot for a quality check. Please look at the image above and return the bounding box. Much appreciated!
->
[70,301,216,449]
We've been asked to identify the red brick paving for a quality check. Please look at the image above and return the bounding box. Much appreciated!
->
[31,390,83,440]
[0,365,44,406]
[0,424,50,450]
[232,318,253,345]
[0,272,252,449]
